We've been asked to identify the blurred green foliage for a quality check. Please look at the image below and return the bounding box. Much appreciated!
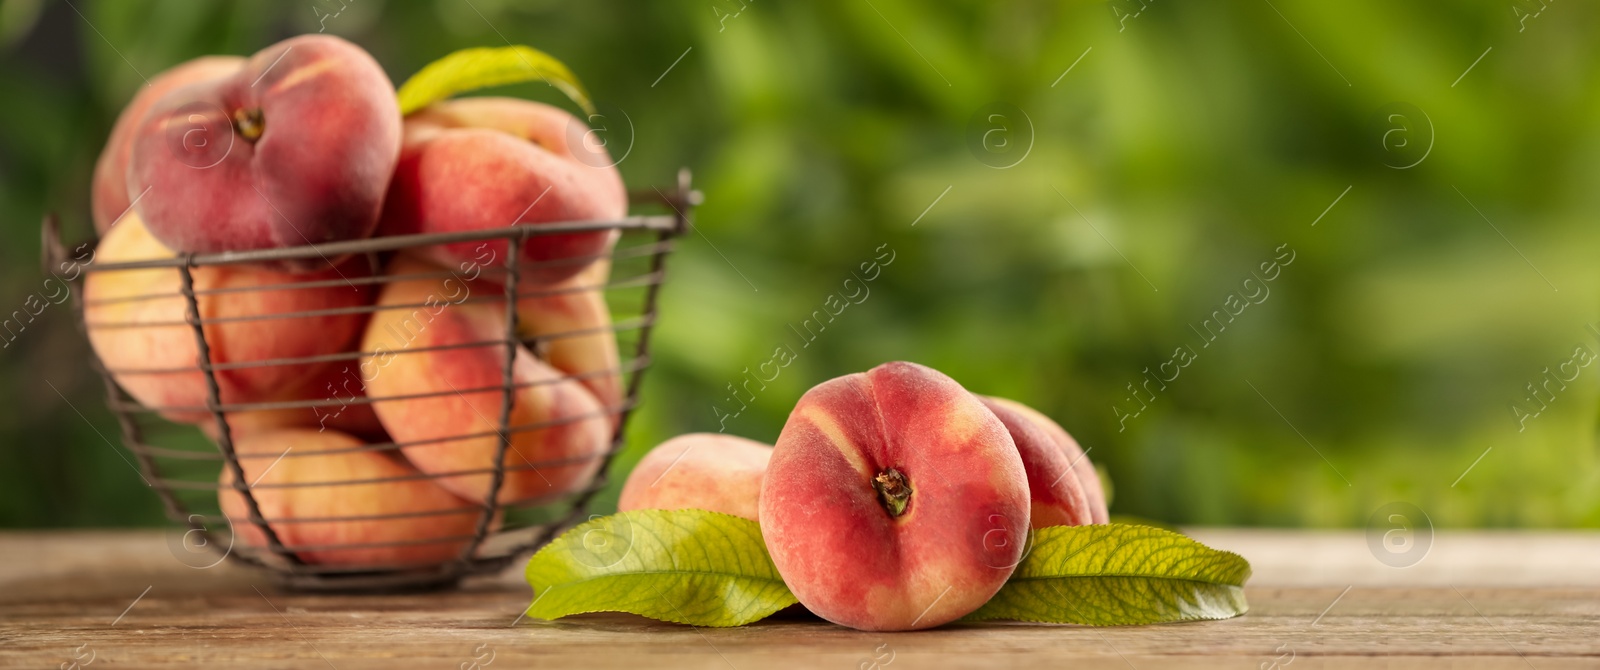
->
[2,0,1598,529]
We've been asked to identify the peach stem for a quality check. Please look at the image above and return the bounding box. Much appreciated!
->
[233,107,265,141]
[872,468,912,518]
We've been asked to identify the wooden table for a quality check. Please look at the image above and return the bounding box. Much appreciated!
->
[2,529,1596,669]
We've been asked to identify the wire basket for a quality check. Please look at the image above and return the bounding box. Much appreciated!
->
[47,170,697,592]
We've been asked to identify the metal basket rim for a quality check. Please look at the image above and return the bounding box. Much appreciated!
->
[80,215,680,273]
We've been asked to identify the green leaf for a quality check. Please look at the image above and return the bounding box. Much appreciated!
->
[1107,515,1183,533]
[397,45,595,117]
[966,524,1250,626]
[523,510,797,627]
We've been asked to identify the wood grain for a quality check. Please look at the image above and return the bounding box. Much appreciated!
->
[2,529,1597,669]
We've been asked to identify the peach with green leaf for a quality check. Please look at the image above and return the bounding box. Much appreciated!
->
[759,361,1030,631]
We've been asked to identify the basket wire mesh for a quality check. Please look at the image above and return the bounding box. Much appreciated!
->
[51,170,697,591]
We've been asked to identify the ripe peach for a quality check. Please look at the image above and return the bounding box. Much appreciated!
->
[202,363,389,444]
[618,433,772,521]
[92,55,242,234]
[982,396,1108,524]
[515,259,622,423]
[378,97,626,284]
[127,35,400,269]
[300,361,390,441]
[360,256,611,505]
[84,214,374,424]
[219,427,491,567]
[760,362,1029,631]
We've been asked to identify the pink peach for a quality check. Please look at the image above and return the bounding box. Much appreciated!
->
[619,433,772,521]
[202,363,390,444]
[760,362,1029,631]
[983,396,1108,524]
[515,258,622,424]
[378,97,625,284]
[127,35,400,269]
[84,214,373,424]
[360,256,611,505]
[92,55,243,234]
[219,427,490,567]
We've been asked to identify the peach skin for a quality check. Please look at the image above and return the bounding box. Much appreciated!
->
[92,55,242,234]
[378,97,626,284]
[760,361,1029,631]
[515,258,622,425]
[360,256,611,505]
[127,35,400,269]
[202,363,390,445]
[619,433,772,521]
[219,427,491,567]
[84,214,373,424]
[983,396,1108,524]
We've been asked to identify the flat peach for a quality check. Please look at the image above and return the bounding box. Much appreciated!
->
[515,258,622,426]
[360,256,610,505]
[378,97,625,284]
[760,362,1029,631]
[219,427,490,567]
[984,396,1108,524]
[84,214,373,424]
[92,55,242,234]
[619,433,771,521]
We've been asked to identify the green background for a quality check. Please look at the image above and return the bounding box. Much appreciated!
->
[2,0,1598,529]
